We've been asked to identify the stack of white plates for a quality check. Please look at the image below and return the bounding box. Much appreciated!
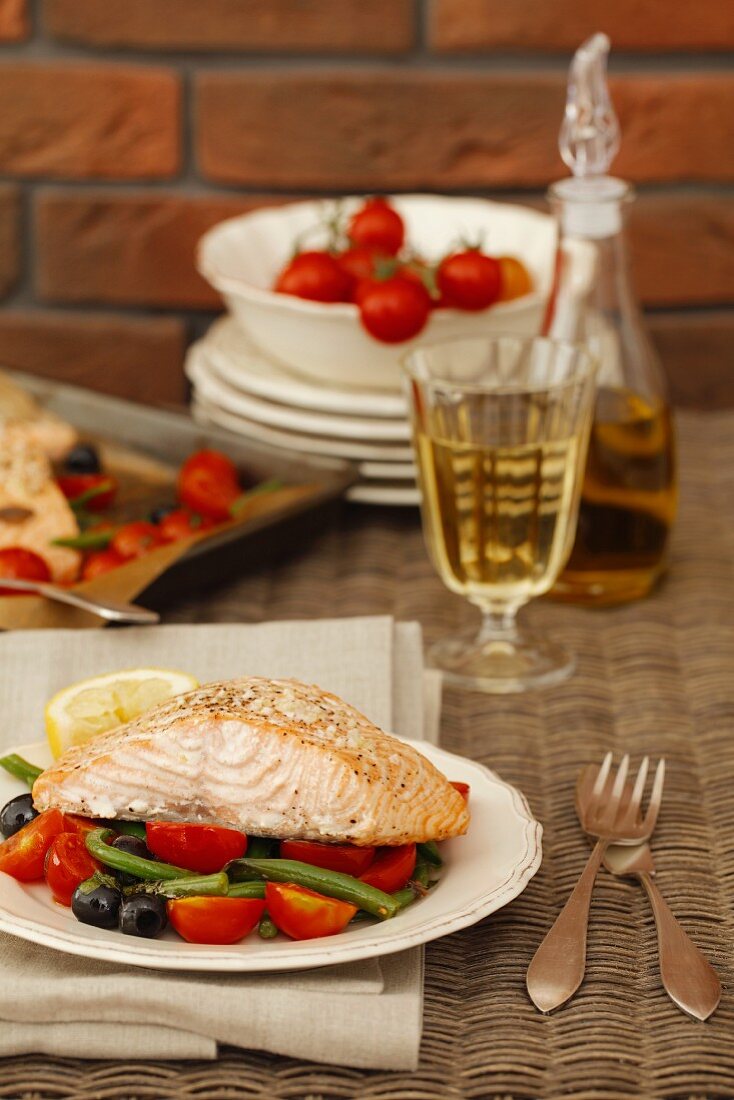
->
[186,317,420,506]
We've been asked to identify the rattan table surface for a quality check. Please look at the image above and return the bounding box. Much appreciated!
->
[2,410,733,1100]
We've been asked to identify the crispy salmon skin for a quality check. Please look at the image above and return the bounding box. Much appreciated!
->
[33,677,470,846]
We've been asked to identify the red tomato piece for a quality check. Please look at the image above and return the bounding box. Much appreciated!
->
[358,276,431,344]
[266,882,357,941]
[158,509,212,543]
[360,844,417,895]
[0,809,67,882]
[62,813,99,836]
[450,781,470,801]
[280,839,375,877]
[437,250,501,311]
[44,832,100,906]
[81,548,127,581]
[167,896,265,944]
[497,255,533,302]
[111,521,164,561]
[336,245,382,297]
[146,822,247,874]
[348,198,405,257]
[274,250,352,303]
[56,474,118,511]
[0,548,51,596]
[177,450,241,522]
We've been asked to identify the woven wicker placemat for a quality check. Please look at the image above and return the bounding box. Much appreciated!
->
[2,410,733,1100]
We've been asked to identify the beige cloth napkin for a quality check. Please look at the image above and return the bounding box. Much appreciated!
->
[0,617,440,1070]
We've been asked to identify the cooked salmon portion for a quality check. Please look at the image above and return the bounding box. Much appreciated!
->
[0,370,78,461]
[33,678,470,846]
[0,430,80,583]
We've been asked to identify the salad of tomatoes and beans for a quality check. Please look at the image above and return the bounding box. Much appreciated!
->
[0,753,468,945]
[0,444,280,594]
[273,196,533,345]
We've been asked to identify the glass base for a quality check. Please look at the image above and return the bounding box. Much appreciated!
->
[427,626,574,694]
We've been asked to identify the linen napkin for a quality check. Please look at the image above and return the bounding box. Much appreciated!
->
[0,617,440,1070]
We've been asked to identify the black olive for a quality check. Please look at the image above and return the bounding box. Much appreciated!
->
[64,443,101,474]
[110,834,153,888]
[119,893,168,938]
[71,880,121,929]
[0,793,38,838]
[149,503,177,525]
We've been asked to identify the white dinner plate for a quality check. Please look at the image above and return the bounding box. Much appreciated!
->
[0,740,542,973]
[191,398,415,462]
[186,348,411,441]
[204,317,407,418]
[346,483,421,506]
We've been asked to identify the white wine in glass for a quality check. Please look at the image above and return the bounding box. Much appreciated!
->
[404,335,597,693]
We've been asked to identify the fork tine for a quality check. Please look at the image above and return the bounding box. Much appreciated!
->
[591,752,613,799]
[605,753,630,826]
[642,759,666,832]
[626,755,650,822]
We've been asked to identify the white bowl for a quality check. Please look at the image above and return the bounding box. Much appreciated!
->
[197,194,558,393]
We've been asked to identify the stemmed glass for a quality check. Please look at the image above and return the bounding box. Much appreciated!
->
[403,335,597,693]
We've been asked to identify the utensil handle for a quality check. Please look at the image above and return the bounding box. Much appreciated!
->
[526,838,607,1013]
[638,871,721,1021]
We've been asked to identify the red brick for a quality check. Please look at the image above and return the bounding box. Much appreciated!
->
[0,310,186,404]
[0,63,180,180]
[35,189,734,311]
[45,0,414,53]
[196,71,734,189]
[650,312,734,409]
[36,191,279,309]
[0,0,28,40]
[0,185,20,299]
[431,0,734,52]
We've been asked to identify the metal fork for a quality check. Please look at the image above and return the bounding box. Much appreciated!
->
[526,753,665,1013]
[0,576,159,624]
[576,761,720,1021]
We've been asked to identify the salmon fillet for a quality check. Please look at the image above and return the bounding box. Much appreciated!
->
[0,430,80,583]
[33,677,470,846]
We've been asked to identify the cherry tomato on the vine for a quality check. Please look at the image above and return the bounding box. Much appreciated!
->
[275,250,352,303]
[437,250,502,311]
[358,276,431,344]
[0,548,51,595]
[348,198,404,257]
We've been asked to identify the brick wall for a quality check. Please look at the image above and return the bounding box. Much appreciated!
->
[0,0,732,406]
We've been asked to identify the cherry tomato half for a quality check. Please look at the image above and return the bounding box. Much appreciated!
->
[44,832,100,906]
[358,276,431,344]
[56,474,118,511]
[280,839,375,877]
[62,813,99,837]
[450,781,470,801]
[111,521,164,561]
[497,256,533,302]
[146,822,247,874]
[265,882,357,940]
[274,251,352,303]
[167,896,265,944]
[348,198,405,257]
[0,809,66,882]
[177,450,241,522]
[158,509,212,543]
[360,844,416,895]
[81,548,127,581]
[0,548,51,596]
[437,250,501,311]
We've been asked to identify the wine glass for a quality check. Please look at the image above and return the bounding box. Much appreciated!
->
[403,334,597,693]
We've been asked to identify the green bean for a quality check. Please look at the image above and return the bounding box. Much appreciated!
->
[126,873,229,899]
[417,840,443,867]
[53,529,115,551]
[411,859,431,889]
[227,880,267,900]
[67,480,116,510]
[258,914,278,939]
[246,836,277,859]
[230,478,285,516]
[85,827,194,881]
[230,857,398,919]
[0,754,43,787]
[351,885,419,922]
[106,820,147,840]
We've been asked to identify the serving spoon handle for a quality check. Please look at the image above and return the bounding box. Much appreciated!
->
[0,577,159,625]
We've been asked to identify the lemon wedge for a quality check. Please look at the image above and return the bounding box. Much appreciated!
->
[45,668,199,758]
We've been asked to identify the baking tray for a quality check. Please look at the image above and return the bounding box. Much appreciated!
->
[2,371,357,628]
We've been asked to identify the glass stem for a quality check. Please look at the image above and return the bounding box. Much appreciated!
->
[473,602,522,645]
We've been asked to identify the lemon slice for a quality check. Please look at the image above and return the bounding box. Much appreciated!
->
[45,668,199,758]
